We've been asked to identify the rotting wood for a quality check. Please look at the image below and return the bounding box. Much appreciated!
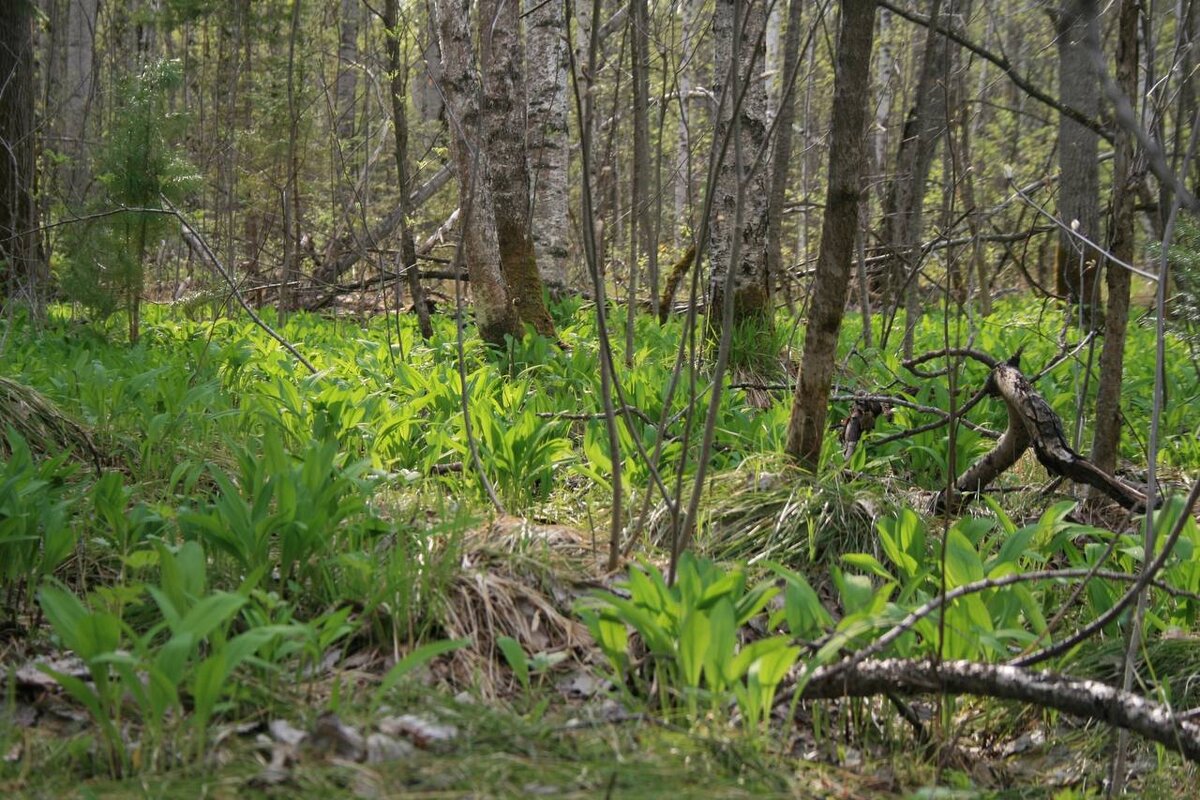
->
[658,243,697,323]
[937,356,1147,512]
[839,397,890,460]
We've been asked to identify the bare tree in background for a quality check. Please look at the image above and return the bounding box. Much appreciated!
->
[786,0,877,468]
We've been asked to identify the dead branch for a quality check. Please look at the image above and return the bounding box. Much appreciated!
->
[788,658,1200,763]
[937,359,1146,512]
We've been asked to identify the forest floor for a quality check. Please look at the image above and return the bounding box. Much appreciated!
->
[2,298,1199,798]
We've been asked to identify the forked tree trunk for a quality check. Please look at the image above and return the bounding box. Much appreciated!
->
[1090,0,1138,477]
[479,0,556,339]
[708,0,772,328]
[785,0,877,469]
[525,0,571,294]
[433,0,521,345]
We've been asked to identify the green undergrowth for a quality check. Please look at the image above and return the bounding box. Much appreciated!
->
[0,297,1198,794]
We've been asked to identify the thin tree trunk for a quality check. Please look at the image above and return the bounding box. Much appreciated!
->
[708,0,772,329]
[433,0,520,345]
[280,0,303,319]
[385,0,432,340]
[879,0,948,357]
[631,0,657,316]
[336,0,359,141]
[766,0,804,310]
[525,0,571,294]
[1091,0,1138,477]
[479,0,556,339]
[785,0,877,468]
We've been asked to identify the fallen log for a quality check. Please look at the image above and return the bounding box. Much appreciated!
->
[786,657,1200,763]
[938,356,1147,512]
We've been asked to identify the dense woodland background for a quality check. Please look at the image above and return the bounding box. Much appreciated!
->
[3,0,1200,795]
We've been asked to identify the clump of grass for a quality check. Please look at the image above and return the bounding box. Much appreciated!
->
[0,376,101,468]
[439,524,594,697]
[657,455,886,569]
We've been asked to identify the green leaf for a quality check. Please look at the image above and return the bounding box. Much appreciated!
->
[497,636,530,691]
[374,638,470,706]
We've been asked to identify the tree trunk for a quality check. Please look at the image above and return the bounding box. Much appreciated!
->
[479,0,556,339]
[335,0,359,141]
[0,0,44,307]
[525,0,571,294]
[62,0,99,206]
[385,0,433,340]
[674,0,700,249]
[766,0,804,309]
[433,0,520,345]
[1091,0,1138,477]
[708,0,772,328]
[879,0,948,357]
[1055,0,1102,321]
[785,0,877,469]
[630,0,657,316]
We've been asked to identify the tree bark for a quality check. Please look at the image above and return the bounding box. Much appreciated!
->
[0,0,44,307]
[525,0,572,294]
[879,0,948,357]
[385,0,433,340]
[1055,0,1102,320]
[785,0,877,469]
[708,0,772,328]
[479,0,556,339]
[336,0,359,141]
[791,658,1200,764]
[61,0,99,206]
[433,0,521,345]
[765,0,804,312]
[630,0,657,315]
[1090,0,1138,477]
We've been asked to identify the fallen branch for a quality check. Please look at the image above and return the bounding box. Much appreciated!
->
[938,357,1146,512]
[786,658,1200,763]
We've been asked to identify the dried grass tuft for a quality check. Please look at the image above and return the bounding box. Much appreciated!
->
[0,377,101,468]
[439,517,598,697]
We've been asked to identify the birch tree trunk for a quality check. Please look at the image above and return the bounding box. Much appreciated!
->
[479,0,556,339]
[525,0,571,294]
[433,0,521,345]
[785,0,877,468]
[708,0,772,328]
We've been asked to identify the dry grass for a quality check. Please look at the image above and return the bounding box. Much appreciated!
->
[0,376,101,468]
[439,517,600,697]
